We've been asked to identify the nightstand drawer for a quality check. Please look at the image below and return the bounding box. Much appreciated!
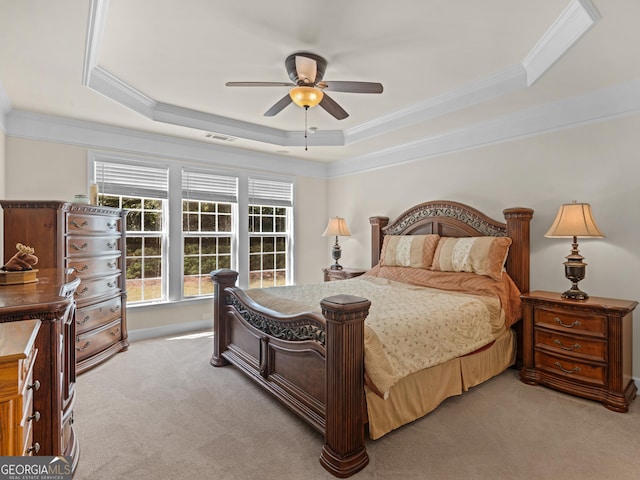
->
[535,307,606,338]
[534,351,605,386]
[535,330,606,362]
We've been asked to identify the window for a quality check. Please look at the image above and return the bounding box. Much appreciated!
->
[182,170,238,297]
[248,178,293,288]
[95,160,168,304]
[92,154,294,305]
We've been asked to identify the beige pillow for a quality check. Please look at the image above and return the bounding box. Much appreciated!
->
[431,236,512,281]
[380,234,440,269]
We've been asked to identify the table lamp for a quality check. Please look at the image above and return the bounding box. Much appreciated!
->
[545,201,605,300]
[322,217,351,270]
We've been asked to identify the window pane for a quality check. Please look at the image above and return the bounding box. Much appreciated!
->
[263,254,274,270]
[275,217,286,232]
[127,237,142,257]
[250,237,261,253]
[145,258,162,278]
[183,201,199,213]
[249,255,261,271]
[276,253,286,269]
[200,214,216,232]
[218,203,231,214]
[218,255,231,269]
[144,199,162,210]
[201,237,216,254]
[142,279,162,300]
[122,197,142,209]
[262,206,274,215]
[218,214,232,232]
[144,237,162,256]
[202,256,216,273]
[263,237,274,252]
[201,202,216,213]
[276,237,286,252]
[127,211,142,231]
[275,271,287,286]
[218,237,231,254]
[144,212,162,231]
[184,237,199,255]
[261,216,274,232]
[184,256,199,275]
[127,258,142,280]
[101,195,120,208]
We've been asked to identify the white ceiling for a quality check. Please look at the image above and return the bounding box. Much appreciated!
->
[1,0,638,167]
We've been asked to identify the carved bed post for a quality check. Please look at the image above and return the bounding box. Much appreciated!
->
[503,208,534,295]
[319,294,371,478]
[210,269,238,367]
[369,216,389,268]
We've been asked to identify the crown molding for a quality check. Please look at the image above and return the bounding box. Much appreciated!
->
[522,0,600,86]
[82,0,596,150]
[328,79,640,178]
[5,109,328,178]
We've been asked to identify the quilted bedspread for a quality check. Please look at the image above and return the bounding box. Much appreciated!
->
[245,273,512,398]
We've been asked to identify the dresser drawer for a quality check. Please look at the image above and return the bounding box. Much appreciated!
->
[67,255,121,278]
[75,274,121,302]
[67,236,120,256]
[76,297,123,334]
[76,319,122,362]
[535,306,606,338]
[534,329,606,362]
[534,351,606,386]
[68,214,121,234]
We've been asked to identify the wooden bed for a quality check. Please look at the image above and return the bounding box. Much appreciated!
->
[210,200,533,477]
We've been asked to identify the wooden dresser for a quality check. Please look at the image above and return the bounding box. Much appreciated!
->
[0,319,40,456]
[0,270,80,469]
[520,290,638,412]
[1,200,128,373]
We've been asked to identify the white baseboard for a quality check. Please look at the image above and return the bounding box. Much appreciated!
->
[128,319,211,342]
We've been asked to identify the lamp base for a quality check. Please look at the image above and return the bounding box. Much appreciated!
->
[329,263,343,270]
[561,287,588,300]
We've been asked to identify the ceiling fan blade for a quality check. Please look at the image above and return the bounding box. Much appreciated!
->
[295,55,317,84]
[264,94,293,117]
[319,94,349,120]
[226,81,295,87]
[318,81,383,94]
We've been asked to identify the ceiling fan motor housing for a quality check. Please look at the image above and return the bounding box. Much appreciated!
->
[286,52,327,85]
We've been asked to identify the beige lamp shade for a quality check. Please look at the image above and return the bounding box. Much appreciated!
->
[323,217,351,237]
[545,202,605,238]
[289,86,324,108]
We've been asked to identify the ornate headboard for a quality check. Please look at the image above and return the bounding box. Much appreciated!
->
[369,200,534,294]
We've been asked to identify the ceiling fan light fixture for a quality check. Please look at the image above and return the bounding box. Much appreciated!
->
[289,86,323,108]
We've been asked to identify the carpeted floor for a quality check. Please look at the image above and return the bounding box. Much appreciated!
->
[73,331,640,479]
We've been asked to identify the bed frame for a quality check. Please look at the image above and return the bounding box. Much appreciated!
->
[210,200,533,478]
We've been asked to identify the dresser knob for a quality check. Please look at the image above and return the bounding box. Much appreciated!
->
[28,411,41,422]
[554,361,581,374]
[27,442,40,454]
[28,380,41,391]
[554,317,582,328]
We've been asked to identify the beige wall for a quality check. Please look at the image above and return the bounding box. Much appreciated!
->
[3,137,329,334]
[328,113,640,376]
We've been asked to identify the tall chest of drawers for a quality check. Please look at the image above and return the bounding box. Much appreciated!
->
[520,290,637,412]
[0,319,40,456]
[1,200,129,374]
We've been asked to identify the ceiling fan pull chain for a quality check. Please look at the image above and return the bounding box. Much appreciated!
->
[304,106,309,151]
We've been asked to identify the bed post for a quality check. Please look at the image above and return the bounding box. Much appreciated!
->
[502,208,534,295]
[369,216,389,268]
[210,269,238,367]
[319,294,371,478]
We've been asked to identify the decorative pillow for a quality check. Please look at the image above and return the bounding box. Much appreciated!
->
[430,236,512,281]
[380,234,440,269]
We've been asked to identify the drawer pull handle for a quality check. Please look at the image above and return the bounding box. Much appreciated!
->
[76,287,89,296]
[110,305,121,313]
[74,264,89,272]
[27,442,40,454]
[77,315,91,325]
[106,241,116,249]
[107,281,116,288]
[109,327,121,337]
[107,261,116,269]
[76,341,91,352]
[554,317,582,328]
[28,380,41,391]
[553,339,581,352]
[107,221,117,229]
[71,220,88,228]
[554,361,581,374]
[28,411,41,422]
[71,242,89,251]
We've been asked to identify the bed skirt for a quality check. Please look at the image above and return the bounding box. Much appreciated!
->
[365,328,516,439]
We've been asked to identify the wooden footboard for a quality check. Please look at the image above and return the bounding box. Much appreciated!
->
[210,269,371,478]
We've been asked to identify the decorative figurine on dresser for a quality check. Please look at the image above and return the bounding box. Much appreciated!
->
[0,200,129,374]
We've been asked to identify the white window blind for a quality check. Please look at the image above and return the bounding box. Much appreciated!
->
[95,160,168,199]
[182,169,238,203]
[248,178,293,207]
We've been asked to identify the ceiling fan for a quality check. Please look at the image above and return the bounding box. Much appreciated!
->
[225,52,384,120]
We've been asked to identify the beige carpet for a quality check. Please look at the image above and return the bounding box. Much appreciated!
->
[73,331,640,479]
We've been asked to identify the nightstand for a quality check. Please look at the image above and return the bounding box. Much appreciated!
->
[322,267,367,282]
[520,290,638,412]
